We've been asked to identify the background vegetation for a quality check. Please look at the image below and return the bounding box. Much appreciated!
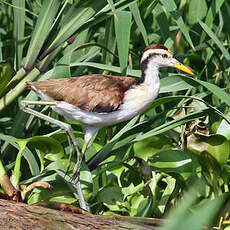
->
[0,0,230,229]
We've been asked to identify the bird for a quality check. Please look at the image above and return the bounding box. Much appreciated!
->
[20,44,194,210]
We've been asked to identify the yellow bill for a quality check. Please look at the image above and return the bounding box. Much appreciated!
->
[174,62,194,75]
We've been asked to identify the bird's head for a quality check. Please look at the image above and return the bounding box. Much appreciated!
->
[141,44,194,75]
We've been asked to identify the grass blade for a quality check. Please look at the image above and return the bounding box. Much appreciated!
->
[12,0,25,70]
[24,0,61,70]
[199,20,230,62]
[160,0,194,49]
[114,11,132,75]
[181,75,230,107]
[129,2,148,45]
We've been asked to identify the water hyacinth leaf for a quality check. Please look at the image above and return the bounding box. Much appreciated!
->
[11,140,27,186]
[149,150,193,180]
[187,134,230,167]
[0,133,39,176]
[97,186,123,205]
[122,182,145,200]
[12,136,64,186]
[114,11,132,75]
[45,159,70,173]
[27,177,77,205]
[206,135,230,166]
[158,177,176,215]
[135,195,154,217]
[133,134,174,161]
[24,0,61,70]
[24,136,64,157]
[128,193,153,216]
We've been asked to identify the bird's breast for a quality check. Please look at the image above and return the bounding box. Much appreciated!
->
[120,82,160,115]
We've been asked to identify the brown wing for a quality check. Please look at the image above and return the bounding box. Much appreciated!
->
[26,74,138,113]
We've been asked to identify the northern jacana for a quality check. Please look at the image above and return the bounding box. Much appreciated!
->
[20,44,194,210]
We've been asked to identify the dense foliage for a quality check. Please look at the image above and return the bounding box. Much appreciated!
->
[0,0,230,229]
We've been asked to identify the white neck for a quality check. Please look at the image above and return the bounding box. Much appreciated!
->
[118,57,160,118]
[141,59,160,86]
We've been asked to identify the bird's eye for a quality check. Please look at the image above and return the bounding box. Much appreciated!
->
[162,54,168,58]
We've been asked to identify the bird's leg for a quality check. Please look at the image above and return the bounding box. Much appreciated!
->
[72,126,99,180]
[72,140,88,181]
[19,100,87,210]
[65,134,74,176]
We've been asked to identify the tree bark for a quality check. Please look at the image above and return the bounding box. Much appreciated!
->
[0,199,162,230]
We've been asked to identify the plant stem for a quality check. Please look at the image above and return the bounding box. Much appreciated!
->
[0,67,40,111]
[0,160,16,197]
[7,67,26,86]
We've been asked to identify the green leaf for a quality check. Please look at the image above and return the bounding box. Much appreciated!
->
[129,2,148,45]
[24,0,61,70]
[12,0,25,70]
[114,11,132,75]
[154,3,169,41]
[160,0,194,49]
[217,118,230,140]
[149,150,193,180]
[0,61,15,96]
[25,136,64,157]
[98,186,123,205]
[160,181,228,230]
[158,177,176,215]
[12,140,27,187]
[199,20,230,62]
[135,109,210,141]
[133,134,174,161]
[160,75,197,93]
[70,61,140,77]
[206,135,230,166]
[14,136,64,185]
[181,75,230,107]
[200,0,225,42]
[41,1,106,60]
[0,133,40,176]
[188,0,207,25]
[188,134,230,167]
[135,195,153,217]
[122,182,145,200]
[27,178,76,205]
